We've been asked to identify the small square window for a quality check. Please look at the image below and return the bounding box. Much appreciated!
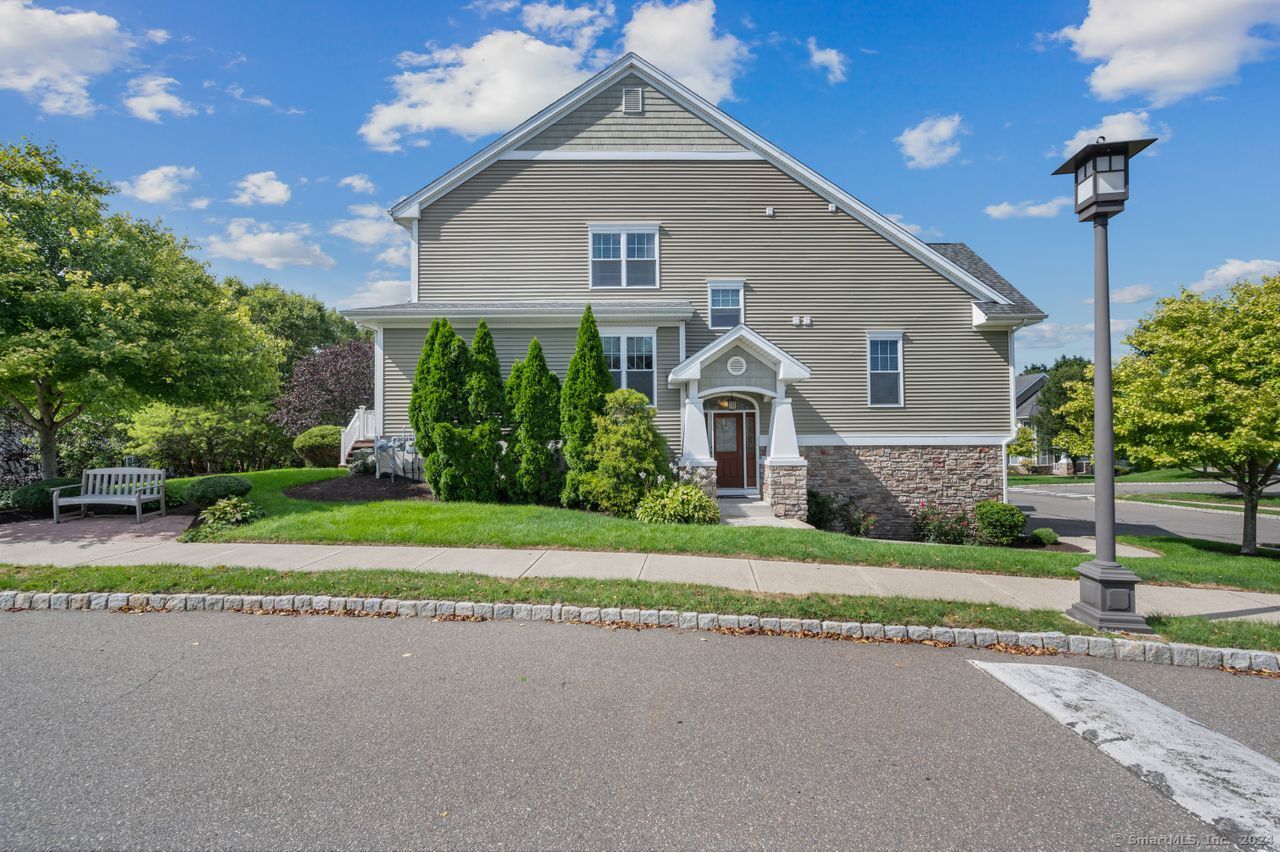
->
[589,227,658,288]
[708,284,743,329]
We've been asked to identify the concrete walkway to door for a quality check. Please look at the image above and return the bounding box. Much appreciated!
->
[717,497,810,528]
[3,516,1279,623]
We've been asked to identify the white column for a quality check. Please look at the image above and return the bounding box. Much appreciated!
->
[678,380,714,466]
[766,380,805,466]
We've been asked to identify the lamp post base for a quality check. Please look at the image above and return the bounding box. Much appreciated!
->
[1066,559,1154,634]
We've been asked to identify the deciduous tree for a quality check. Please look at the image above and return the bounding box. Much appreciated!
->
[271,339,373,435]
[1029,355,1090,472]
[0,142,280,477]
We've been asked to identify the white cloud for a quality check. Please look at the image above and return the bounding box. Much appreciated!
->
[1061,110,1165,159]
[188,197,210,210]
[231,170,291,206]
[338,174,377,194]
[895,114,964,169]
[806,36,846,84]
[338,276,412,308]
[1054,0,1280,106]
[0,0,137,116]
[1019,319,1137,348]
[377,244,411,267]
[522,1,616,53]
[1187,258,1280,293]
[984,196,1071,220]
[123,75,196,122]
[144,28,169,44]
[360,30,589,151]
[467,0,520,14]
[115,165,198,203]
[330,203,402,248]
[227,83,304,115]
[886,213,922,236]
[1085,284,1157,305]
[623,0,750,103]
[204,219,334,270]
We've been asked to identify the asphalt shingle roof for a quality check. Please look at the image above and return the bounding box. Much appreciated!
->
[928,242,1046,320]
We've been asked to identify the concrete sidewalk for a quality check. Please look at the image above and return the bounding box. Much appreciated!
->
[3,517,1278,623]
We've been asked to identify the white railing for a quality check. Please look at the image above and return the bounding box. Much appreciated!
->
[339,406,378,465]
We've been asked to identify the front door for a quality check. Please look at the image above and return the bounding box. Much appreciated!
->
[713,413,744,489]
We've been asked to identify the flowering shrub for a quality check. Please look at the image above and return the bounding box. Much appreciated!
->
[911,501,975,545]
[636,483,720,525]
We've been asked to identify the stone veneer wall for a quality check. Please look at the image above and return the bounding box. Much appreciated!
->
[761,463,807,521]
[802,445,1004,540]
[679,464,717,499]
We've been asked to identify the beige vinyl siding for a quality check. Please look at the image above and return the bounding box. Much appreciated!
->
[381,325,682,448]
[417,159,1012,436]
[518,74,743,152]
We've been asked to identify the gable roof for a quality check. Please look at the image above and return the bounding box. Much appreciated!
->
[669,324,811,384]
[388,53,1028,309]
[1015,372,1048,419]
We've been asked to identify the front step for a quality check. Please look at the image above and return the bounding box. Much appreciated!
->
[344,439,374,464]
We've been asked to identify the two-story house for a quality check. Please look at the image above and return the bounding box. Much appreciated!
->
[342,54,1046,536]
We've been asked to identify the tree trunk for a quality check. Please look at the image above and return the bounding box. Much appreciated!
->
[37,423,59,479]
[1241,460,1259,556]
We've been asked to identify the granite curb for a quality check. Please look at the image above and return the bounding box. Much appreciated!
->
[2,589,1277,675]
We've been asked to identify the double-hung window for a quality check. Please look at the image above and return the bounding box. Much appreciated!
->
[589,224,659,288]
[708,280,744,329]
[600,330,656,404]
[867,332,904,407]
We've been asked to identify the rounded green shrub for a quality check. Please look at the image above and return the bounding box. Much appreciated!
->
[806,490,837,531]
[9,478,78,515]
[1030,526,1060,546]
[636,483,720,525]
[185,474,252,508]
[974,499,1027,546]
[578,389,667,517]
[293,425,342,467]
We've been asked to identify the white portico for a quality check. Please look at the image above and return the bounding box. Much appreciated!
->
[667,325,811,517]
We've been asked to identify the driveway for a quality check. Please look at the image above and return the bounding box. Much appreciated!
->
[1010,483,1280,547]
[2,612,1277,848]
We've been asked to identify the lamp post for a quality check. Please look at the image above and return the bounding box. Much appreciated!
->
[1053,136,1156,634]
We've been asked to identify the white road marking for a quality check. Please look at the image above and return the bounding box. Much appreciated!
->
[971,661,1280,851]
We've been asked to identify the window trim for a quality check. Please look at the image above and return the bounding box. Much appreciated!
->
[587,223,661,289]
[866,331,904,408]
[599,326,658,407]
[706,279,745,330]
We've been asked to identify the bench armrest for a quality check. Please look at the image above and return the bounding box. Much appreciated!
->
[48,485,79,499]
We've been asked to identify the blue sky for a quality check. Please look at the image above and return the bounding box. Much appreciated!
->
[3,0,1278,368]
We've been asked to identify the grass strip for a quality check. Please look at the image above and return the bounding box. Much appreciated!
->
[0,562,1085,634]
[1008,468,1214,486]
[8,562,1280,652]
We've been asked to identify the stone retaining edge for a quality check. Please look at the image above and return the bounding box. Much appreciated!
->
[2,589,1277,674]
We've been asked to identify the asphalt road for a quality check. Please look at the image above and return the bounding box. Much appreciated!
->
[2,611,1277,849]
[1010,483,1280,546]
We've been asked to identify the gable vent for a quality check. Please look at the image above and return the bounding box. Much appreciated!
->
[621,87,643,114]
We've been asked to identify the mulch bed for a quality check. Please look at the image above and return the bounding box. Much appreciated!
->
[284,475,434,503]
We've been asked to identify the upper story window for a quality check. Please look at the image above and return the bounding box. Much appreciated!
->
[867,332,904,407]
[708,280,744,329]
[589,224,659,288]
[601,329,656,404]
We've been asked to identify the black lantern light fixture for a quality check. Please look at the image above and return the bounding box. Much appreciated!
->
[1052,136,1156,634]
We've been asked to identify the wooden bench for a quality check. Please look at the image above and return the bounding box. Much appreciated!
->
[51,467,167,524]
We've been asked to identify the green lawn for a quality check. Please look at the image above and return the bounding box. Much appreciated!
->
[174,469,1280,594]
[4,561,1276,652]
[1118,492,1280,516]
[1008,468,1214,486]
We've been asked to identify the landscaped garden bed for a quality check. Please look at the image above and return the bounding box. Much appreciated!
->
[170,469,1280,595]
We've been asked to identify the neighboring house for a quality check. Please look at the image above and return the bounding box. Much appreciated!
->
[1012,372,1054,468]
[342,54,1046,537]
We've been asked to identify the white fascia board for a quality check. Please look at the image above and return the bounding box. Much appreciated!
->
[669,324,810,383]
[973,303,1046,329]
[501,150,761,161]
[798,433,1011,447]
[385,54,1011,306]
